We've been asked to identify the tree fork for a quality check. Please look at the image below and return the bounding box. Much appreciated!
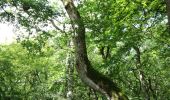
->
[61,0,128,99]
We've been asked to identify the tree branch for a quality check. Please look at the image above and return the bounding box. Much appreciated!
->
[49,19,66,33]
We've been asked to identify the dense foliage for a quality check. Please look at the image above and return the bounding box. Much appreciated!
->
[0,0,169,100]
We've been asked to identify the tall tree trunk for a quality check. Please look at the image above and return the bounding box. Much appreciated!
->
[165,0,170,30]
[133,46,150,100]
[66,40,74,100]
[133,46,157,100]
[61,0,128,100]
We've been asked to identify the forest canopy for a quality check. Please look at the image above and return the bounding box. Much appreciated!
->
[0,0,170,100]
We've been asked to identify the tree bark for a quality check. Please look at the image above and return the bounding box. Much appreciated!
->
[133,46,150,100]
[66,40,74,100]
[165,0,170,30]
[61,0,128,100]
[133,46,158,100]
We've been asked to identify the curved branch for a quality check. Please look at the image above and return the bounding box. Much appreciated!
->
[61,0,128,100]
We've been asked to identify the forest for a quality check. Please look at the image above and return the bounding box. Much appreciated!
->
[0,0,170,100]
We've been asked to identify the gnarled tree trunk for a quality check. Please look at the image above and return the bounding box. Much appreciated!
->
[61,0,128,99]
